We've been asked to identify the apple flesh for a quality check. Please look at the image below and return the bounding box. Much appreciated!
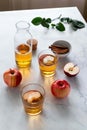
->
[51,80,70,98]
[3,68,22,87]
[64,62,80,77]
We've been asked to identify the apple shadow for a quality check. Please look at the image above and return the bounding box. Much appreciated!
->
[65,75,81,89]
[58,57,71,70]
[45,93,72,119]
[5,86,20,103]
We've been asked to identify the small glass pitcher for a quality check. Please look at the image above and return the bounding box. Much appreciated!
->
[14,21,32,68]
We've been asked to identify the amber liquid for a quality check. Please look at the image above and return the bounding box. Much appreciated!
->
[15,44,32,68]
[22,90,44,115]
[39,54,58,76]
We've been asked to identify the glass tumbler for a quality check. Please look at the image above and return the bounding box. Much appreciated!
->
[14,21,32,68]
[20,83,45,115]
[38,49,58,77]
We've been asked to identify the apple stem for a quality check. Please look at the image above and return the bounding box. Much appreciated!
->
[10,68,15,74]
[69,64,77,71]
[74,64,77,67]
[58,81,64,87]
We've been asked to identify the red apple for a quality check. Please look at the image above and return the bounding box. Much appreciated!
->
[51,80,70,98]
[3,68,22,87]
[64,62,80,77]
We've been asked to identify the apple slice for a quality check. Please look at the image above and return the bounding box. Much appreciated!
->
[23,90,41,103]
[64,62,80,77]
[43,55,55,66]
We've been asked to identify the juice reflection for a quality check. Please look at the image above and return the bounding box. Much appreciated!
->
[19,68,31,84]
[28,115,44,130]
[44,76,55,88]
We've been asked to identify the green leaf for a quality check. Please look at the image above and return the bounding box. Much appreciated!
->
[71,24,78,31]
[51,24,56,28]
[31,17,42,25]
[61,17,72,24]
[56,22,65,31]
[45,18,52,23]
[72,20,85,29]
[31,16,85,32]
[41,18,49,28]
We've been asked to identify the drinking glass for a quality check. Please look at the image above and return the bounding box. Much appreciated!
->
[14,21,32,68]
[38,49,58,77]
[20,83,45,115]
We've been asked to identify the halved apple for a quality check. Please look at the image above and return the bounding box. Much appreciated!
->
[64,62,80,77]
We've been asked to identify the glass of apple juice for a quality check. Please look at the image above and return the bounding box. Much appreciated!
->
[38,49,58,77]
[14,21,32,68]
[20,83,45,115]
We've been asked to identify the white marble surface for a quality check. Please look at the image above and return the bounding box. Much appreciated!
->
[0,7,87,130]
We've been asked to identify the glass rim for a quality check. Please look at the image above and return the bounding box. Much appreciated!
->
[38,49,58,58]
[15,20,30,30]
[20,82,45,96]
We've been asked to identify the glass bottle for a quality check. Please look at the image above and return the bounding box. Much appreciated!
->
[14,21,32,68]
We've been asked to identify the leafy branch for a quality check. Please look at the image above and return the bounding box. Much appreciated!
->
[31,15,85,31]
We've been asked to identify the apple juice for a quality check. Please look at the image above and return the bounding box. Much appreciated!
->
[22,90,44,115]
[39,54,58,76]
[15,43,32,68]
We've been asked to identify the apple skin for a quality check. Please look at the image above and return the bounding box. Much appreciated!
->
[64,62,80,77]
[64,71,78,77]
[51,80,70,98]
[3,68,22,87]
